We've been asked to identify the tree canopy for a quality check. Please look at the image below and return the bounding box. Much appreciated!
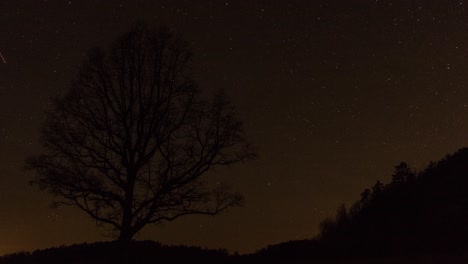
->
[26,24,256,244]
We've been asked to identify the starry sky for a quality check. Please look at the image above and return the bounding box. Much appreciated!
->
[2,0,468,255]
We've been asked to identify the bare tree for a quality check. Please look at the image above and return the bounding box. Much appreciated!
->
[26,24,256,244]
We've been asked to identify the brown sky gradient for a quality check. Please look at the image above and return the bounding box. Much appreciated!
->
[2,0,468,255]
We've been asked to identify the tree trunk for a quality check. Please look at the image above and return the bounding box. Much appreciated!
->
[119,168,136,246]
[117,229,133,264]
[118,228,134,245]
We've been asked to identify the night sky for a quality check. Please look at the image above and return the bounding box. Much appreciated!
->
[2,0,468,255]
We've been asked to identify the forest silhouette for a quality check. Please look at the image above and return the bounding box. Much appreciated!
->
[256,148,468,263]
[4,148,468,263]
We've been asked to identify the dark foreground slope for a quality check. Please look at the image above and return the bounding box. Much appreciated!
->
[0,241,234,264]
[3,240,468,264]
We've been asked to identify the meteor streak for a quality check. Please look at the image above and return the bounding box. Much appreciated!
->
[0,52,6,64]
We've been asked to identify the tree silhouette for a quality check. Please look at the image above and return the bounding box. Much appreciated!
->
[371,180,384,197]
[391,162,414,184]
[26,24,256,245]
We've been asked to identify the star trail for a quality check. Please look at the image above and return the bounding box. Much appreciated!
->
[0,52,6,64]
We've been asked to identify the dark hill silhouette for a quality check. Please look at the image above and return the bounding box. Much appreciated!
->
[257,148,468,262]
[0,241,234,264]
